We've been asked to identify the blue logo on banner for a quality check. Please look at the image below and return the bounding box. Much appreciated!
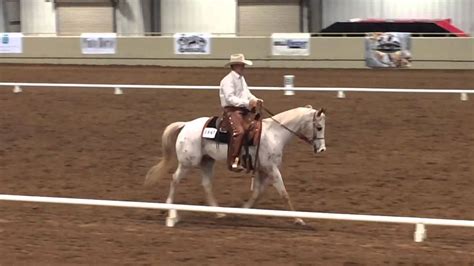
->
[2,34,9,44]
[273,39,307,49]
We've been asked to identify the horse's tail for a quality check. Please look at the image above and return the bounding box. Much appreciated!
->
[144,121,185,187]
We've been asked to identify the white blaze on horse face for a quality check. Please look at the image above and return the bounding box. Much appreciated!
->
[314,112,326,153]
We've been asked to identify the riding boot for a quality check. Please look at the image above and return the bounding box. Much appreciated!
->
[231,157,244,172]
[224,107,248,172]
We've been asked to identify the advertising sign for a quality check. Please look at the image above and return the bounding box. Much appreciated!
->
[174,33,211,54]
[365,32,412,68]
[0,33,23,53]
[271,33,310,56]
[81,33,117,54]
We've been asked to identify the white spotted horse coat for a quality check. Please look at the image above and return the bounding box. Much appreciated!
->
[145,105,326,225]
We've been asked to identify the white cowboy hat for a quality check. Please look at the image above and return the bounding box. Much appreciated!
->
[224,53,253,67]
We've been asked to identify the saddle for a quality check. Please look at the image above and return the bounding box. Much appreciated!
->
[202,111,262,172]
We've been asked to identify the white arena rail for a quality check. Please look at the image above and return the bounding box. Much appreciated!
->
[2,194,474,242]
[0,82,471,100]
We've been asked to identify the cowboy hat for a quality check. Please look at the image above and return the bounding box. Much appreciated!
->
[224,53,253,67]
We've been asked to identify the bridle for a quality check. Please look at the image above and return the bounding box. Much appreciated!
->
[262,107,324,145]
[251,106,324,175]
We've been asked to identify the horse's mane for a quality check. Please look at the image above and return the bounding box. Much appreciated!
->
[263,107,312,125]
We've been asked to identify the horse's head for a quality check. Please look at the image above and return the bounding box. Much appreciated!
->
[302,105,326,154]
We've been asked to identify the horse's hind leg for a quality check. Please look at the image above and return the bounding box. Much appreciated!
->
[270,168,306,225]
[200,156,224,218]
[165,164,190,227]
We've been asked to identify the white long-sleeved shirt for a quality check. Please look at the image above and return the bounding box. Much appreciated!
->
[219,70,257,108]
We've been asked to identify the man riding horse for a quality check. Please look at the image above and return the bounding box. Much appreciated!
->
[219,54,264,172]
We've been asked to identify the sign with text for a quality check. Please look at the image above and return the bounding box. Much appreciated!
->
[365,32,412,68]
[174,33,211,54]
[81,33,117,54]
[0,33,23,53]
[271,33,310,56]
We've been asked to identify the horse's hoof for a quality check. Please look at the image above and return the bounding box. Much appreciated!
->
[216,213,226,219]
[294,218,306,225]
[166,216,180,227]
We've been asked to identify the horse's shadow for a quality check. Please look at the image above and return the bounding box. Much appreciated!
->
[144,209,316,232]
[183,215,316,232]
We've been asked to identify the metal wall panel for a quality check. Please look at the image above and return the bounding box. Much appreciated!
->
[56,3,114,35]
[382,0,473,34]
[238,0,300,35]
[115,0,151,35]
[0,0,5,32]
[322,0,382,29]
[161,0,236,34]
[322,0,473,35]
[20,0,56,34]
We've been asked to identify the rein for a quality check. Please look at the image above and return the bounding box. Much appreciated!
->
[262,106,323,145]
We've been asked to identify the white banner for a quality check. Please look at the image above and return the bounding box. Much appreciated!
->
[81,33,117,54]
[271,33,310,56]
[0,33,23,53]
[174,33,211,54]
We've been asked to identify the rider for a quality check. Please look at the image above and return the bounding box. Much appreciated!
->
[219,53,264,172]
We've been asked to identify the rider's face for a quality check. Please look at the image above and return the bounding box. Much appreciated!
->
[232,63,245,75]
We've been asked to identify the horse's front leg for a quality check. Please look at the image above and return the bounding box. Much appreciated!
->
[271,167,305,225]
[242,170,271,209]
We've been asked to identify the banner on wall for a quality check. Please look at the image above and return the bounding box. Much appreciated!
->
[174,33,211,54]
[0,33,23,53]
[271,33,310,56]
[80,33,117,54]
[365,32,412,68]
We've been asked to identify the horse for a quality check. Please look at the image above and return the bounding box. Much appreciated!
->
[145,105,326,225]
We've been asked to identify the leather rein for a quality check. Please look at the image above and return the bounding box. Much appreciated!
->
[262,106,323,145]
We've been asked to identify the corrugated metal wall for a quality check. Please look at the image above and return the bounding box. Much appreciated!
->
[20,0,56,34]
[322,0,380,26]
[161,0,236,34]
[4,0,21,32]
[56,3,114,35]
[0,1,5,32]
[322,0,474,35]
[238,0,301,35]
[115,0,150,35]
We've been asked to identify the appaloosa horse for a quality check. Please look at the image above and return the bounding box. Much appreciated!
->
[145,105,326,225]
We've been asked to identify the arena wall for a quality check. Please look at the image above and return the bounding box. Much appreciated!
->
[0,36,472,69]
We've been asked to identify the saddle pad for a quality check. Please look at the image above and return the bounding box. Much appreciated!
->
[202,117,230,143]
[201,116,258,146]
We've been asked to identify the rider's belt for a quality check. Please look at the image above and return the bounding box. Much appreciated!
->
[224,106,250,114]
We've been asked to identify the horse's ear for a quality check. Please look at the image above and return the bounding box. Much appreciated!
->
[305,104,313,109]
[317,108,326,117]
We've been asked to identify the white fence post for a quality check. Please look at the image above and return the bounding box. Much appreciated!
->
[13,85,22,93]
[414,223,427,242]
[114,87,123,95]
[283,75,295,96]
[337,90,346,98]
[460,93,468,101]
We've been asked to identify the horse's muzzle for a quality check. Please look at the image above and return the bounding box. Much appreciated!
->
[315,146,326,153]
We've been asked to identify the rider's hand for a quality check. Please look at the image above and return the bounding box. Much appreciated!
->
[249,99,257,109]
[250,98,263,109]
